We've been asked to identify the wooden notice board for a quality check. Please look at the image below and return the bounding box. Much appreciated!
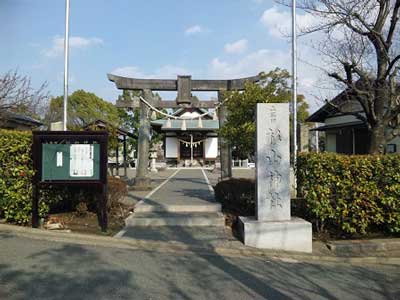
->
[32,131,108,231]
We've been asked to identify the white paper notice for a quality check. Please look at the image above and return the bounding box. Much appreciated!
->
[69,144,94,177]
[56,152,63,167]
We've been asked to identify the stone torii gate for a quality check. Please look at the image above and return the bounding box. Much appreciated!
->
[108,74,260,188]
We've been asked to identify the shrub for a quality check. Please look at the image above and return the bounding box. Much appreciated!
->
[297,153,400,236]
[214,178,255,216]
[76,202,88,216]
[107,176,128,210]
[0,130,48,224]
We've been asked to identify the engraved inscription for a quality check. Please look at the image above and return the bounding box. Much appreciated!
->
[266,128,282,145]
[270,106,277,123]
[265,105,283,210]
[257,103,289,221]
[270,192,283,208]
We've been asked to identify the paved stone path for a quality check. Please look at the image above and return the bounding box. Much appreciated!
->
[117,169,229,246]
[120,169,177,206]
[137,169,217,209]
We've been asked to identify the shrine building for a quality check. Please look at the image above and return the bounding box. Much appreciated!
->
[151,107,219,166]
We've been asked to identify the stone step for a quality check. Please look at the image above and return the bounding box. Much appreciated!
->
[125,212,225,227]
[117,226,231,247]
[134,202,221,213]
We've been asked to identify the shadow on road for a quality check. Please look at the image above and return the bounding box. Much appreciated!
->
[0,244,139,300]
[133,226,399,300]
[0,232,399,299]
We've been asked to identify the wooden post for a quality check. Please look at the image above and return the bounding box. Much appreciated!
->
[218,90,232,180]
[102,183,108,232]
[116,144,119,176]
[134,89,152,188]
[31,184,39,228]
[97,183,108,232]
[99,131,108,232]
[123,135,127,177]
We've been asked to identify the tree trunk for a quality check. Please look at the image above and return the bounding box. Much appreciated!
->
[369,123,386,154]
[369,80,389,155]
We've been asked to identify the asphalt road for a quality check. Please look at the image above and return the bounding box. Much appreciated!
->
[0,233,399,300]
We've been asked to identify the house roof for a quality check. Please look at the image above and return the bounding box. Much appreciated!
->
[310,121,366,131]
[306,90,347,123]
[1,112,43,128]
[13,113,42,125]
[151,119,219,131]
[307,79,383,123]
[84,119,136,138]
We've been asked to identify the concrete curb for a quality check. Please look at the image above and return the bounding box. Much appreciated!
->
[327,239,400,256]
[1,224,399,266]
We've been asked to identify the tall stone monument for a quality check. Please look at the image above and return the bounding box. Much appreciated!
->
[239,103,312,253]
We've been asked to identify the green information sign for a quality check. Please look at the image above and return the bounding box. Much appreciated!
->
[42,143,100,181]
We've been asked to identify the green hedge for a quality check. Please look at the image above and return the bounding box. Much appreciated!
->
[0,130,47,224]
[297,153,400,235]
[214,178,255,216]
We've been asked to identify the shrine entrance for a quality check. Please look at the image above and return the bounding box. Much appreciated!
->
[108,73,260,189]
[179,134,204,160]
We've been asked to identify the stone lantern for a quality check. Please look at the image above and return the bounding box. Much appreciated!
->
[149,149,158,173]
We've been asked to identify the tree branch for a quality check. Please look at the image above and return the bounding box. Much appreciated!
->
[385,0,400,48]
[385,54,400,77]
[0,69,49,119]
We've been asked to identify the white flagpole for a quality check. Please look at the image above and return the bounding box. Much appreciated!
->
[292,0,297,163]
[292,0,298,196]
[63,0,70,131]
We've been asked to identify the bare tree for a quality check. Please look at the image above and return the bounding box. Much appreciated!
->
[0,69,49,123]
[281,0,400,154]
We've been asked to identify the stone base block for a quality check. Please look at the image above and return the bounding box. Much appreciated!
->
[238,216,312,253]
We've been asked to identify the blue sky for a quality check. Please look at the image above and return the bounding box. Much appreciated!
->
[0,0,326,111]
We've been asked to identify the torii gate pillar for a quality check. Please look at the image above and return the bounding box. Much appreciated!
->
[218,90,232,179]
[135,89,152,188]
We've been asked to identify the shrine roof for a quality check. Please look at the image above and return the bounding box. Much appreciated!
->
[172,107,213,118]
[151,119,219,131]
